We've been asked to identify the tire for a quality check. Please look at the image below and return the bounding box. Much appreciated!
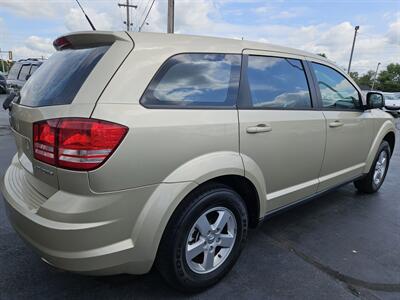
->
[156,183,248,292]
[354,140,391,193]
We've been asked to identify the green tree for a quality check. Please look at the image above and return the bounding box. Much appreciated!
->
[376,63,400,92]
[0,59,12,73]
[349,71,359,82]
[356,70,375,89]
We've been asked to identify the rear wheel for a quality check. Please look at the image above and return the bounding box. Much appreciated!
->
[156,183,248,292]
[354,141,391,193]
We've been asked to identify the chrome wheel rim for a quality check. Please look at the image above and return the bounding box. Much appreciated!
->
[185,207,237,274]
[373,151,388,186]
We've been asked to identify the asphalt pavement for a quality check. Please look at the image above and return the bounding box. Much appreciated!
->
[0,94,399,299]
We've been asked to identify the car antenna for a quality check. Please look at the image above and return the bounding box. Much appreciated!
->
[74,0,96,31]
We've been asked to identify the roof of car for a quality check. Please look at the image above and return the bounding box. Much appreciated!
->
[128,32,327,61]
[62,31,332,64]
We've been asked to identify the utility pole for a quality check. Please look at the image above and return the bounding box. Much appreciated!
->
[347,25,359,73]
[371,62,381,91]
[118,0,137,31]
[168,0,174,33]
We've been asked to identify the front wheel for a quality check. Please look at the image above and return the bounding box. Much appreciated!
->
[156,183,248,292]
[354,140,391,193]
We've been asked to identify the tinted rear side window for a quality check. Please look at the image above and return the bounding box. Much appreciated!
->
[19,46,109,107]
[8,63,21,80]
[141,53,241,108]
[245,56,312,109]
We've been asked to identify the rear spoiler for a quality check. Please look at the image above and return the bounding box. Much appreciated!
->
[53,31,131,50]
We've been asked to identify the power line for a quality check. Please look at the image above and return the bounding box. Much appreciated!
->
[133,0,144,29]
[116,1,125,28]
[139,0,155,32]
[136,0,152,31]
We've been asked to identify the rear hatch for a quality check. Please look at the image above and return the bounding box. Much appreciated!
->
[8,31,134,197]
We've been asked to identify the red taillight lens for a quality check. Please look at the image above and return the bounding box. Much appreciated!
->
[33,120,58,165]
[33,118,128,171]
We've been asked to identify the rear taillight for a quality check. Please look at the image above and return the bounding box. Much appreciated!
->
[33,119,58,165]
[33,118,128,171]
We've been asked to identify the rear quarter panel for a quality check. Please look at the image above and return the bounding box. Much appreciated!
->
[89,104,240,192]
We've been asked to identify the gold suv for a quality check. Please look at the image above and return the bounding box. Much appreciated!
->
[1,31,396,292]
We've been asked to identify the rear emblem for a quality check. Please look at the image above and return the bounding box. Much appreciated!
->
[34,165,54,176]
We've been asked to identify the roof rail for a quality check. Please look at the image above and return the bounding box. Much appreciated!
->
[17,58,45,62]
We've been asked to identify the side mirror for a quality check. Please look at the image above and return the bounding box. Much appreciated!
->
[25,74,31,81]
[366,92,384,109]
[2,92,16,110]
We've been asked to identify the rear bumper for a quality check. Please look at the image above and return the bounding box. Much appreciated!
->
[3,200,145,275]
[1,156,162,275]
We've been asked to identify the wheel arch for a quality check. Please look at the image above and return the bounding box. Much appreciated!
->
[364,120,396,173]
[128,151,265,272]
[383,131,395,157]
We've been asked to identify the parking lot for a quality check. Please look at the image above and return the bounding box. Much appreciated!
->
[0,93,399,299]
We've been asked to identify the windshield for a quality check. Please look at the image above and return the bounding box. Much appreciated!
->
[19,46,109,107]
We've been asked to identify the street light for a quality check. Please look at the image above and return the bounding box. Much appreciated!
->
[371,62,381,91]
[347,25,360,73]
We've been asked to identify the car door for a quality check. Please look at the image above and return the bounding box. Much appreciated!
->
[239,50,326,212]
[308,61,373,191]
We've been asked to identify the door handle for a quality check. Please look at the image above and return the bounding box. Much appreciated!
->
[329,120,344,128]
[246,124,272,134]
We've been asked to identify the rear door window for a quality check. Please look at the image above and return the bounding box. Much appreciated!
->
[141,53,241,108]
[18,65,31,80]
[245,56,312,109]
[19,46,109,107]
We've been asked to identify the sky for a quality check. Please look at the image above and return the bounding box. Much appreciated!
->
[0,0,399,74]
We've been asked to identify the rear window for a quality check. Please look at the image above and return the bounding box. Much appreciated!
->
[7,63,22,80]
[141,53,241,108]
[18,65,30,80]
[19,46,109,107]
